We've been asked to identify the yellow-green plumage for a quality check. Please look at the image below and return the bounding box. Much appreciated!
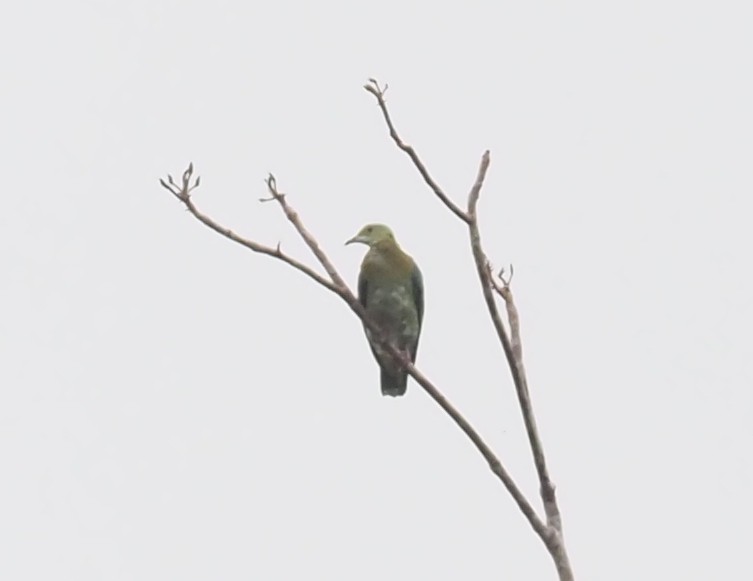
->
[346,224,424,396]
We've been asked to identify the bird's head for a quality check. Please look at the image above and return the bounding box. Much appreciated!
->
[345,223,395,247]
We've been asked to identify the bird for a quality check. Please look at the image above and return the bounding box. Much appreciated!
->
[346,224,424,396]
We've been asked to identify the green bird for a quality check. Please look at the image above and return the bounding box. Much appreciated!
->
[346,224,424,396]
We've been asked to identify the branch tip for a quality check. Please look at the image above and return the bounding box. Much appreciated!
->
[159,164,201,203]
[364,78,387,99]
[489,264,515,296]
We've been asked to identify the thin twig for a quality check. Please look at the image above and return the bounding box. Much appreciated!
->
[492,269,562,532]
[263,175,351,290]
[364,80,470,224]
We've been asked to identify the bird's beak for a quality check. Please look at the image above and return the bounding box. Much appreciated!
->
[345,235,362,246]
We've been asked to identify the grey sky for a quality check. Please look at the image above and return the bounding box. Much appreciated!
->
[1,1,751,579]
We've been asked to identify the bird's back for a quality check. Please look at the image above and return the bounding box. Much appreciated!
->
[359,242,423,396]
[360,243,419,331]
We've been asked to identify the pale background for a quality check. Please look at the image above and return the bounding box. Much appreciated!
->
[1,1,751,579]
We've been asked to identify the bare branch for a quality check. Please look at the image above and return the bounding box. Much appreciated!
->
[364,79,470,224]
[158,166,340,294]
[496,273,563,532]
[466,153,560,528]
[402,359,549,542]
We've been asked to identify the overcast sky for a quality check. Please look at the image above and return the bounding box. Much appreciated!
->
[1,1,751,579]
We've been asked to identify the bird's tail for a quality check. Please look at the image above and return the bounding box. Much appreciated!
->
[380,368,407,397]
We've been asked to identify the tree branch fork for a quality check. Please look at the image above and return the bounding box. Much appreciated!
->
[160,79,573,581]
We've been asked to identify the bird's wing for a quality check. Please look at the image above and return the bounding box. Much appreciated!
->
[358,269,384,364]
[357,268,368,309]
[409,263,424,362]
[411,263,424,328]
